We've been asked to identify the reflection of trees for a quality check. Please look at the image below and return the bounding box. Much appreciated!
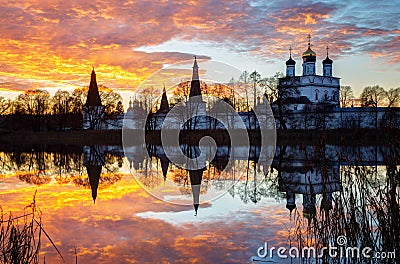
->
[0,146,123,190]
[287,144,400,263]
[72,173,123,190]
[227,160,278,204]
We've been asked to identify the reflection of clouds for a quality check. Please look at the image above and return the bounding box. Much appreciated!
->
[1,171,294,263]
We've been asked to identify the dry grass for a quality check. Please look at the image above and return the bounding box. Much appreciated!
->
[0,192,64,264]
[287,145,399,263]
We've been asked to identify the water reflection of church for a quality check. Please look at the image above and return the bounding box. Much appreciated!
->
[7,142,398,218]
[273,144,399,220]
[124,143,399,218]
[273,145,341,219]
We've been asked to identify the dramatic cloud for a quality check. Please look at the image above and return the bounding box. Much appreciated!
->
[0,0,398,93]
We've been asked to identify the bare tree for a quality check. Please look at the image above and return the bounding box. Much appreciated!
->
[274,75,300,129]
[0,97,11,114]
[51,90,71,115]
[115,101,124,115]
[250,70,261,107]
[99,88,123,115]
[172,79,190,103]
[360,85,385,107]
[340,85,354,107]
[239,71,250,111]
[13,90,50,131]
[384,87,400,107]
[70,88,88,114]
[259,72,284,103]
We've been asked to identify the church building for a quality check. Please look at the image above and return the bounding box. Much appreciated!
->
[278,35,340,111]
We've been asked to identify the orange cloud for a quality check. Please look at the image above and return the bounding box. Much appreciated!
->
[0,0,399,97]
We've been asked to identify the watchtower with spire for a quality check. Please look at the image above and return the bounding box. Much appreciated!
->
[83,68,105,129]
[158,85,170,113]
[83,145,106,203]
[189,56,201,98]
[186,56,207,130]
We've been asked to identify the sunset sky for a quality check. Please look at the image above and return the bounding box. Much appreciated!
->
[0,0,399,99]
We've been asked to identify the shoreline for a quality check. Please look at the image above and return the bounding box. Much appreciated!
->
[0,128,399,146]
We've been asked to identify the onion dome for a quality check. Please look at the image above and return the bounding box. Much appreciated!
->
[323,56,333,64]
[286,203,296,212]
[302,46,316,58]
[286,56,296,65]
[286,46,296,65]
[322,46,333,64]
[302,34,316,62]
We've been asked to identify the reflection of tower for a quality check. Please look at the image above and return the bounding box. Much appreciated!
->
[302,193,316,221]
[159,156,170,181]
[321,192,333,211]
[286,190,296,214]
[82,68,105,130]
[274,145,341,220]
[189,169,204,216]
[83,145,105,203]
[125,144,147,170]
[182,144,206,216]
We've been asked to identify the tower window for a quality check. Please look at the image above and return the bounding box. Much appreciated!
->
[315,89,319,101]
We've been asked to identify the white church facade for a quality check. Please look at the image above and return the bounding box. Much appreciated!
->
[85,36,400,131]
[280,36,340,112]
[274,36,400,129]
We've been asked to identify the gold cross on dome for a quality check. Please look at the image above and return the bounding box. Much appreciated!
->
[307,34,312,48]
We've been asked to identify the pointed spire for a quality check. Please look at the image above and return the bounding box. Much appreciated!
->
[189,56,202,98]
[86,165,101,204]
[192,55,199,81]
[159,84,169,112]
[160,156,170,181]
[189,169,203,216]
[91,67,96,81]
[307,34,311,49]
[289,46,292,57]
[86,67,102,106]
[326,45,329,57]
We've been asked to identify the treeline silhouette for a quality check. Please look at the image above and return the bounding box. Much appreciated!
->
[0,87,123,131]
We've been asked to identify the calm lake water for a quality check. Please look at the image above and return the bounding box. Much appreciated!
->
[0,143,399,263]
